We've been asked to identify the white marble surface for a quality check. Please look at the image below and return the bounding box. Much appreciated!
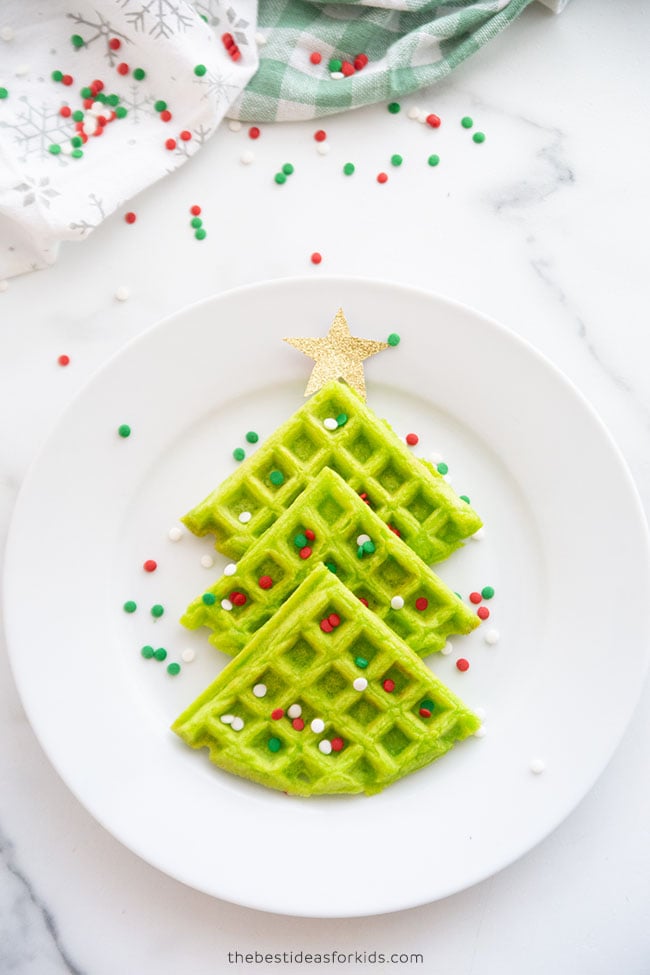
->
[2,1,650,972]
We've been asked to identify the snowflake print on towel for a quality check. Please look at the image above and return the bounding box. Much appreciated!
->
[194,67,241,107]
[194,0,250,45]
[0,97,71,162]
[66,9,130,62]
[14,177,60,208]
[119,0,196,39]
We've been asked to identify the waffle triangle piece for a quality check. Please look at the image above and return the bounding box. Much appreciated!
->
[182,468,479,658]
[182,380,482,564]
[173,564,480,797]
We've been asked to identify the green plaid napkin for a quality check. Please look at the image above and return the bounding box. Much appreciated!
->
[230,0,533,121]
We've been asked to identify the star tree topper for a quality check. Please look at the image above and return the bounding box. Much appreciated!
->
[284,309,389,400]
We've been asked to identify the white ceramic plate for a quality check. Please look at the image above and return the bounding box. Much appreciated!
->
[4,278,649,917]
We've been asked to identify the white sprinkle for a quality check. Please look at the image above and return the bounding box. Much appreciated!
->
[221,598,233,611]
[474,725,487,738]
[181,648,196,663]
[310,718,325,733]
[238,511,252,523]
[330,71,344,80]
[255,32,267,46]
[223,562,237,576]
[407,106,420,120]
[231,716,245,731]
[220,714,234,724]
[168,526,183,541]
[1,26,15,41]
[15,63,29,76]
[287,703,302,719]
[390,595,404,610]
[353,677,368,691]
[0,280,8,293]
[429,451,444,465]
[323,417,338,431]
[356,534,370,546]
[253,683,267,698]
[417,109,429,124]
[200,554,215,569]
[227,119,242,131]
[114,285,130,302]
[530,758,546,774]
[240,150,255,165]
[319,739,332,754]
[91,101,105,114]
[316,141,331,156]
[441,640,453,656]
[471,527,485,542]
[474,706,487,720]
[484,628,500,646]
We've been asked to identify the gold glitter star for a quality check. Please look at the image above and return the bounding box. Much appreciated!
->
[284,309,389,400]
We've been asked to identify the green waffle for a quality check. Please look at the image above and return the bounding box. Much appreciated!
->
[172,564,480,797]
[182,468,479,658]
[183,380,482,564]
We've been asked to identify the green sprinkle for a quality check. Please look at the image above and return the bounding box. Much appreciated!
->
[325,561,337,574]
[123,600,137,613]
[153,647,167,661]
[191,216,203,228]
[329,58,342,72]
[51,70,63,83]
[336,413,348,427]
[245,431,259,444]
[154,99,167,112]
[427,154,440,167]
[94,92,107,104]
[195,228,207,240]
[481,586,495,600]
[106,94,120,107]
[0,86,8,99]
[151,604,164,618]
[362,540,375,554]
[294,533,307,548]
[437,462,448,475]
[460,495,471,504]
[454,592,462,600]
[141,645,155,659]
[115,106,127,119]
[357,546,365,559]
[200,13,208,22]
[80,86,92,98]
[282,162,294,175]
[269,470,284,486]
[133,67,146,81]
[71,135,82,148]
[233,447,245,461]
[343,162,355,176]
[71,148,83,159]
[118,424,131,438]
[355,657,368,669]
[390,153,403,167]
[387,332,400,346]
[274,172,287,185]
[421,698,435,711]
[194,64,207,76]
[461,116,473,129]
[71,34,84,48]
[268,737,282,753]
[387,102,401,114]
[48,144,61,155]
[72,109,84,122]
[473,131,486,144]
[202,592,217,606]
[167,662,181,675]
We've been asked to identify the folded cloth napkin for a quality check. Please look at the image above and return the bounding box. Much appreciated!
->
[0,0,532,280]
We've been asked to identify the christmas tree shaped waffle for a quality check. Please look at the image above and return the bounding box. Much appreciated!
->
[182,377,482,565]
[182,467,479,658]
[173,565,480,797]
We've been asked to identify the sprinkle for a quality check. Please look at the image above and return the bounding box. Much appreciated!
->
[48,144,61,155]
[109,37,121,50]
[390,596,404,610]
[132,67,146,80]
[51,70,63,82]
[223,563,237,576]
[323,417,338,431]
[141,646,154,659]
[355,657,368,669]
[391,154,403,167]
[255,33,267,45]
[325,562,337,573]
[71,34,85,48]
[233,447,245,461]
[151,604,164,618]
[316,141,330,156]
[376,172,388,184]
[387,102,400,114]
[405,433,418,446]
[356,534,370,546]
[426,113,441,128]
[319,739,332,755]
[258,575,273,589]
[343,162,355,175]
[428,155,440,167]
[473,132,486,144]
[437,462,449,476]
[331,737,344,752]
[202,592,216,606]
[165,138,176,150]
[195,227,207,241]
[472,527,485,541]
[310,718,325,733]
[227,119,241,132]
[354,53,368,70]
[57,354,70,366]
[60,106,72,118]
[460,495,470,504]
[336,413,347,427]
[71,148,83,159]
[310,52,322,65]
[484,629,499,646]
[417,109,429,124]
[117,62,129,76]
[221,599,233,611]
[294,533,308,548]
[328,613,340,628]
[230,591,247,606]
[271,708,284,720]
[292,718,305,731]
[282,162,294,175]
[362,540,375,554]
[253,683,267,698]
[181,648,196,663]
[314,129,327,142]
[143,559,157,572]
[460,115,474,129]
[320,619,333,633]
[328,59,342,72]
[330,72,344,80]
[1,26,15,41]
[220,714,234,724]
[305,529,316,541]
[474,725,487,738]
[168,526,183,541]
[387,333,400,346]
[407,106,420,120]
[160,109,172,122]
[118,423,131,438]
[269,470,284,486]
[469,592,482,604]
[383,678,395,692]
[481,586,495,600]
[299,546,312,559]
[114,286,130,301]
[415,597,428,611]
[240,150,254,164]
[124,211,136,224]
[180,129,192,141]
[441,641,453,656]
[310,252,322,265]
[419,708,432,718]
[456,658,470,672]
[231,716,245,731]
[477,606,490,620]
[115,106,127,119]
[194,64,207,76]
[530,758,545,774]
[249,126,260,139]
[287,704,302,719]
[123,600,137,613]
[167,662,181,675]
[153,647,167,661]
[239,511,252,523]
[353,677,368,691]
[268,737,282,752]
[341,61,355,77]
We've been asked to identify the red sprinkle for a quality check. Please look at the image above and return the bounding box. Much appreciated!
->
[190,205,201,216]
[292,717,305,731]
[426,113,441,128]
[229,46,241,61]
[304,529,316,541]
[62,74,73,86]
[258,575,273,589]
[328,613,341,628]
[383,678,395,693]
[271,708,284,720]
[377,172,388,184]
[57,354,70,366]
[180,129,192,141]
[143,559,157,572]
[341,61,355,77]
[477,606,490,620]
[230,591,247,606]
[83,97,94,109]
[249,126,260,139]
[124,212,136,224]
[222,32,235,48]
[160,109,172,122]
[299,546,312,559]
[469,592,482,604]
[60,106,72,118]
[117,62,129,75]
[405,433,419,446]
[310,252,322,265]
[354,53,368,70]
[91,79,104,94]
[165,138,177,150]
[331,737,345,752]
[358,597,369,607]
[419,707,432,718]
[456,658,470,672]
[320,619,333,633]
[109,38,121,51]
[415,597,428,611]
[387,524,401,537]
[314,129,327,142]
[310,52,322,65]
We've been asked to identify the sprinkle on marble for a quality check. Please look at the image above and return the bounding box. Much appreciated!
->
[168,526,183,541]
[194,64,207,76]
[228,119,242,131]
[482,586,495,600]
[117,424,131,438]
[124,211,136,224]
[456,658,470,672]
[167,662,181,675]
[407,106,420,120]
[143,559,157,573]
[248,126,260,139]
[474,725,487,738]
[484,629,499,646]
[477,606,490,621]
[387,332,400,346]
[153,647,167,661]
[123,600,137,613]
[181,648,196,663]
[473,132,486,144]
[200,554,214,569]
[233,447,245,461]
[114,285,130,301]
[253,682,267,698]
[201,592,216,606]
[141,645,154,659]
[469,592,482,605]
[58,354,70,366]
[376,172,388,184]
[387,102,400,114]
[530,758,546,774]
[471,527,485,542]
[343,162,355,176]
[405,433,419,446]
[426,113,441,128]
[441,641,453,656]
[240,150,254,164]
[428,154,440,167]
[310,252,322,265]
[151,603,164,618]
